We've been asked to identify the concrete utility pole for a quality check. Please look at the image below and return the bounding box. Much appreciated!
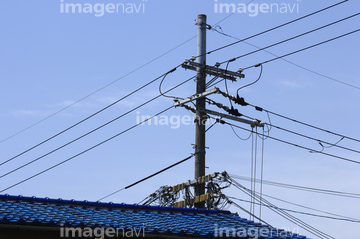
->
[194,14,207,208]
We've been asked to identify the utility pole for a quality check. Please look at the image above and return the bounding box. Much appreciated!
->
[194,14,207,208]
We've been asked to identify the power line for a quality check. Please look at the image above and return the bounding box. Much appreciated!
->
[243,28,360,70]
[0,75,196,179]
[226,175,334,239]
[236,64,263,95]
[234,110,360,155]
[0,65,181,167]
[204,0,349,58]
[216,117,360,165]
[265,123,360,154]
[98,154,195,201]
[0,36,196,144]
[218,12,360,64]
[228,196,360,223]
[207,98,360,159]
[240,39,360,90]
[0,2,255,145]
[229,174,360,199]
[220,93,360,144]
[262,193,360,222]
[0,106,174,193]
[228,199,273,227]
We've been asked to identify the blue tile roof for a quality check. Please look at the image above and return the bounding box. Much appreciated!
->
[0,194,307,238]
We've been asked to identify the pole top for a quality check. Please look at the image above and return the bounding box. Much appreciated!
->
[197,14,207,18]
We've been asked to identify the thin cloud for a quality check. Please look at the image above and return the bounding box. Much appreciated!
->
[279,80,303,89]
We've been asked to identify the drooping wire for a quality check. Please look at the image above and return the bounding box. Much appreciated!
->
[0,106,174,193]
[0,75,196,179]
[230,125,252,141]
[236,64,263,96]
[242,28,360,71]
[98,154,195,201]
[0,65,181,167]
[223,62,233,108]
[159,67,180,99]
[315,137,345,153]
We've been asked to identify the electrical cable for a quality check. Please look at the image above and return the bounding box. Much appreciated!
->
[252,127,258,221]
[223,62,233,108]
[0,65,181,167]
[228,177,332,239]
[255,107,360,144]
[228,198,273,227]
[205,76,219,89]
[229,121,360,165]
[218,32,360,90]
[219,93,360,144]
[209,115,360,165]
[261,193,360,222]
[0,33,197,145]
[0,1,350,145]
[205,120,218,133]
[265,123,356,154]
[224,107,359,155]
[219,12,360,65]
[242,28,360,71]
[206,77,227,89]
[259,127,265,220]
[98,154,195,201]
[228,196,360,223]
[236,64,263,95]
[229,174,360,199]
[227,175,334,239]
[207,98,359,156]
[0,75,196,179]
[158,67,180,98]
[230,125,252,141]
[250,131,254,220]
[204,0,349,58]
[0,106,174,193]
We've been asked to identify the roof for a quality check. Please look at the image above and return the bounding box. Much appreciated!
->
[0,194,307,238]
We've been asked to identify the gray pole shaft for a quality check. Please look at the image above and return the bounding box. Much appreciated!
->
[194,14,207,208]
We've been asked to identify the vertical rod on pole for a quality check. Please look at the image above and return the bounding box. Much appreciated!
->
[194,14,207,208]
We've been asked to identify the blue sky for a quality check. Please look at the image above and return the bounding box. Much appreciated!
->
[1,0,360,238]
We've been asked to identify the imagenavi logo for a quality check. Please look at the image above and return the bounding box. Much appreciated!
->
[214,0,301,17]
[60,0,147,17]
